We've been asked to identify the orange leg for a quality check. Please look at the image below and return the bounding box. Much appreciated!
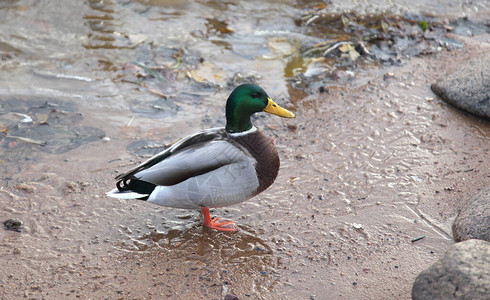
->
[201,207,236,231]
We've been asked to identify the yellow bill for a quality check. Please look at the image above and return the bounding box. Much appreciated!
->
[263,98,295,118]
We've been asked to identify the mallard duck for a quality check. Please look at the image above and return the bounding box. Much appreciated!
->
[107,84,295,231]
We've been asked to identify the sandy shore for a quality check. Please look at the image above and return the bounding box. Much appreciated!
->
[1,28,489,300]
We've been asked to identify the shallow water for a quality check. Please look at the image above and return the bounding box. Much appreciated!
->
[1,0,489,298]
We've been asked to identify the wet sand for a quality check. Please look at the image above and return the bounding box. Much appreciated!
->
[1,33,489,299]
[1,0,490,298]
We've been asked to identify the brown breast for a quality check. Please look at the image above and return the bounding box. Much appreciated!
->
[231,130,280,196]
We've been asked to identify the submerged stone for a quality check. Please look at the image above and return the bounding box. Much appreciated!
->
[0,98,106,159]
[126,140,168,158]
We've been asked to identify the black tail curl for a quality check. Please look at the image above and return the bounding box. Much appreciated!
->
[116,178,157,200]
[116,178,131,192]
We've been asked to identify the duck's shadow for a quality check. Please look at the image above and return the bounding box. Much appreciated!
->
[112,211,279,296]
[114,208,273,263]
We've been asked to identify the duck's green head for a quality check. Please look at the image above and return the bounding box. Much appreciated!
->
[225,84,295,133]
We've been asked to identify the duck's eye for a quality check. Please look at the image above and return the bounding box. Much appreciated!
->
[251,92,260,98]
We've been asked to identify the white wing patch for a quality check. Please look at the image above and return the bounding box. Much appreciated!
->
[106,188,148,199]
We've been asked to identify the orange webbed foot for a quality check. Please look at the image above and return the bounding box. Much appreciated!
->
[201,207,237,232]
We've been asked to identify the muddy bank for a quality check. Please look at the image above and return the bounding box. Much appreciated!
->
[1,34,488,298]
[1,0,490,298]
[272,35,489,298]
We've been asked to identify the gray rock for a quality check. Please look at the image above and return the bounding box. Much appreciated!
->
[453,187,490,242]
[431,56,489,120]
[412,239,490,300]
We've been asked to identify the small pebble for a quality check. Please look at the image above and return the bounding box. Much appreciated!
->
[15,183,35,193]
[4,219,23,232]
[287,124,298,132]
